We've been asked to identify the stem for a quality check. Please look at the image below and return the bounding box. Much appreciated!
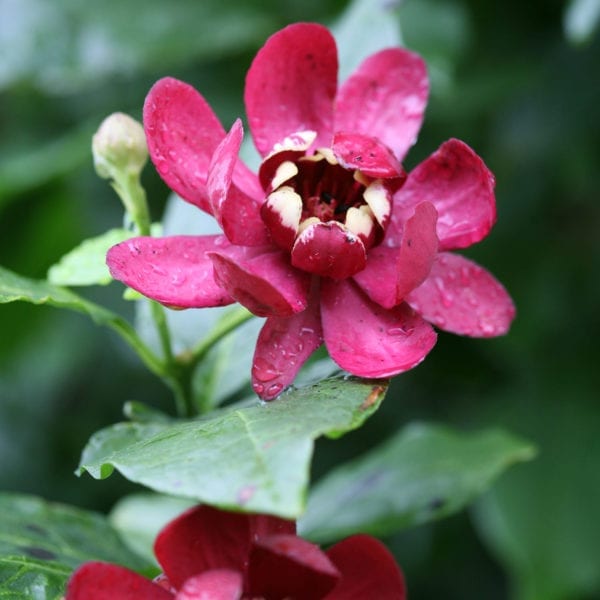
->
[187,307,254,371]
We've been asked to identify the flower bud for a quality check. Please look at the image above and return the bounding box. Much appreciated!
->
[92,112,148,180]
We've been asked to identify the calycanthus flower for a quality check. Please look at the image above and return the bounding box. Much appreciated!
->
[107,23,515,400]
[65,505,406,599]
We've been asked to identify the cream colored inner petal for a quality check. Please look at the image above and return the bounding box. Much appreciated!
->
[363,179,391,226]
[353,169,370,187]
[271,160,299,190]
[297,216,320,236]
[345,206,375,238]
[266,186,302,230]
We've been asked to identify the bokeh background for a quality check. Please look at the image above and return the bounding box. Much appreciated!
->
[1,0,599,598]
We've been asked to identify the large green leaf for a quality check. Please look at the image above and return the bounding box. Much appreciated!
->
[473,395,600,600]
[78,378,388,518]
[0,492,152,599]
[299,423,536,543]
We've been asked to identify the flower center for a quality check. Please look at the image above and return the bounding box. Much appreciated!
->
[261,148,391,254]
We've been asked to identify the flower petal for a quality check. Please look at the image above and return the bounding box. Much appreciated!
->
[291,222,367,279]
[406,252,516,337]
[393,139,496,250]
[321,279,437,377]
[248,534,340,600]
[209,246,310,317]
[154,506,249,589]
[107,235,234,308]
[334,48,428,161]
[332,132,405,179]
[144,77,226,214]
[207,119,269,246]
[353,201,438,308]
[66,562,172,600]
[252,296,323,399]
[245,23,338,155]
[175,570,242,600]
[325,535,406,600]
[248,514,297,537]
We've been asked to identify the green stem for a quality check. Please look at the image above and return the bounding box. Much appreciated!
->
[187,307,254,371]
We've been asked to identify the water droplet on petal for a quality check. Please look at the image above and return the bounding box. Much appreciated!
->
[170,271,187,286]
[478,319,497,335]
[432,312,447,327]
[267,383,284,397]
[151,264,167,276]
[252,358,281,382]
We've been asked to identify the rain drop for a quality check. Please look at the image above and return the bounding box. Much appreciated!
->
[267,383,284,397]
[252,358,281,382]
[170,271,187,286]
[478,320,497,335]
[151,264,168,276]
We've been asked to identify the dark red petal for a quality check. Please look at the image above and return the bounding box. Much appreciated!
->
[106,235,234,308]
[325,535,406,600]
[332,132,405,179]
[66,562,172,600]
[245,23,338,156]
[406,252,516,337]
[248,534,340,600]
[154,506,254,590]
[334,48,428,162]
[209,246,310,317]
[354,201,438,308]
[207,119,269,246]
[393,139,496,250]
[252,296,323,399]
[144,77,226,214]
[321,279,437,377]
[291,222,367,279]
[258,131,316,192]
[248,514,297,538]
[175,570,242,600]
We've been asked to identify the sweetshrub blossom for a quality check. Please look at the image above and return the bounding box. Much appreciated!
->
[107,23,515,400]
[65,505,406,599]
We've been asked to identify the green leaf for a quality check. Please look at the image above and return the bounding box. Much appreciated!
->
[473,397,600,600]
[47,228,131,286]
[0,265,164,377]
[78,378,388,518]
[299,423,536,543]
[0,492,152,599]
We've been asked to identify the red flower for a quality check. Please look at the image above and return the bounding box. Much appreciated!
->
[65,505,406,599]
[107,23,514,400]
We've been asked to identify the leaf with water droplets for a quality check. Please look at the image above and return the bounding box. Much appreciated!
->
[0,492,152,599]
[77,377,388,518]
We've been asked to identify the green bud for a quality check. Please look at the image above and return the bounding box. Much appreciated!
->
[92,112,148,180]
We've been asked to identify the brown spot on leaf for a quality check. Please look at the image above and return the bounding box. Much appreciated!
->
[360,384,386,410]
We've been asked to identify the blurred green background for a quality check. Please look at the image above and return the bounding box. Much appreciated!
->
[1,0,599,598]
